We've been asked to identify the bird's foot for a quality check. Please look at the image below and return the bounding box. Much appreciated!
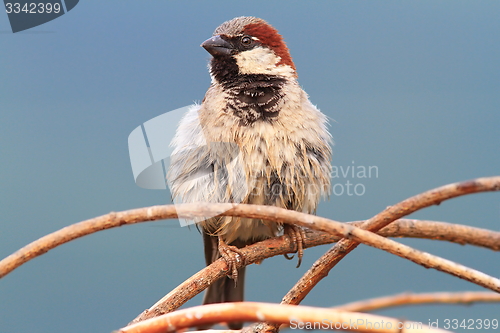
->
[283,224,306,268]
[218,236,246,282]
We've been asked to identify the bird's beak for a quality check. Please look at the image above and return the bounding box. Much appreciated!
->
[201,35,234,57]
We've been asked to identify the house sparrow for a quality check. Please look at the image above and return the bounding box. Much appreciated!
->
[168,16,331,329]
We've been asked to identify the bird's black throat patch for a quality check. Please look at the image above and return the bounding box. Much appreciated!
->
[210,56,287,125]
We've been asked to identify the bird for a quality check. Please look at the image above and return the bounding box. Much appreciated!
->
[167,16,332,329]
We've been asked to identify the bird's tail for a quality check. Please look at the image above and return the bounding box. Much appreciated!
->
[201,232,246,330]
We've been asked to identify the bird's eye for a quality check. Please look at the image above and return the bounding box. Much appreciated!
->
[241,36,252,46]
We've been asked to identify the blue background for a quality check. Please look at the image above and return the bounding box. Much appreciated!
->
[1,1,499,332]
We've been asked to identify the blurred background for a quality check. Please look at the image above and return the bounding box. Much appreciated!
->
[1,1,499,332]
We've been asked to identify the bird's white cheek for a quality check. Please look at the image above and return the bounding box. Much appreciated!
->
[234,47,294,76]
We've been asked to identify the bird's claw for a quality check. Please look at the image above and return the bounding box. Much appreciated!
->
[284,224,306,268]
[218,237,246,283]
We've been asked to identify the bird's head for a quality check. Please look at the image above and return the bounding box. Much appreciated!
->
[201,17,296,82]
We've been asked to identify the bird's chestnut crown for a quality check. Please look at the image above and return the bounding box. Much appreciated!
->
[201,16,296,72]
